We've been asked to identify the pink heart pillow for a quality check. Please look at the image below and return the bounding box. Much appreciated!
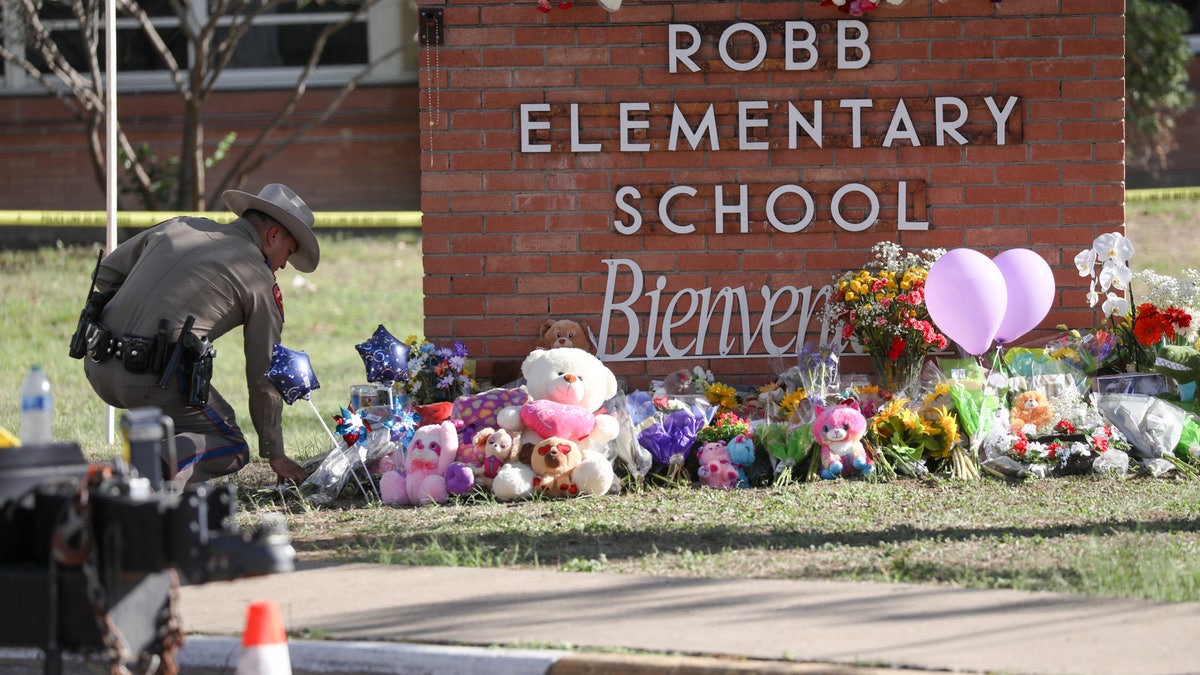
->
[520,399,595,441]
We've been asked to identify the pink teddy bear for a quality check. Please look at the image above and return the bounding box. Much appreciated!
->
[696,441,739,490]
[381,421,474,505]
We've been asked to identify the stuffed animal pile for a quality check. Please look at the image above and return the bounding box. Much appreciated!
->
[492,347,619,500]
[696,441,739,489]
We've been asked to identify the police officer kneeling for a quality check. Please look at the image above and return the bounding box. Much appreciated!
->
[78,184,317,486]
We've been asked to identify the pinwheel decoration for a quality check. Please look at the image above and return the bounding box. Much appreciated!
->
[385,407,421,448]
[355,324,410,384]
[333,406,372,448]
[264,344,321,405]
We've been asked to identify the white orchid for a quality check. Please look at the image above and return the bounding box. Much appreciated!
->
[1093,232,1134,263]
[1101,291,1130,317]
[1074,248,1097,277]
[1098,259,1132,291]
[1077,232,1133,313]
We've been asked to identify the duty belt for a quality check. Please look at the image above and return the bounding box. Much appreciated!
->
[87,323,173,376]
[90,315,214,408]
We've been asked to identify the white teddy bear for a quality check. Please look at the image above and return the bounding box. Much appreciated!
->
[491,348,618,500]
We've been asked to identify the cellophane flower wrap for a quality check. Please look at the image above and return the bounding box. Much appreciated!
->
[629,391,714,474]
[1003,330,1100,396]
[825,242,948,395]
[395,337,476,406]
[773,343,840,406]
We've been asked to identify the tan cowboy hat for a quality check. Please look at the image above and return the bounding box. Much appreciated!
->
[222,183,320,273]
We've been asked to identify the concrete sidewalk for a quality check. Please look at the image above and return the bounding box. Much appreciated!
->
[174,562,1200,675]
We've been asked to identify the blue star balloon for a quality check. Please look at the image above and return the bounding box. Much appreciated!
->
[355,324,410,384]
[264,343,321,405]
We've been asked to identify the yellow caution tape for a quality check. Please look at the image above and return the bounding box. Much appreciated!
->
[0,210,422,228]
[0,190,1193,226]
[1126,187,1200,203]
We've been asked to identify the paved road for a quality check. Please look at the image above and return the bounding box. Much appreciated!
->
[167,562,1200,674]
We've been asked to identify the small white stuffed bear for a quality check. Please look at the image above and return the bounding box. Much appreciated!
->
[491,348,618,500]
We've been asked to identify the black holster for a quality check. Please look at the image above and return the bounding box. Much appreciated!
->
[183,336,215,408]
[158,315,215,409]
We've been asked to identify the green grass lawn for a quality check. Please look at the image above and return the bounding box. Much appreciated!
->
[3,212,1200,603]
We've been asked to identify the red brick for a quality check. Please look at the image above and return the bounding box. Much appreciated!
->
[482,48,547,68]
[1062,163,1125,184]
[1027,183,1094,201]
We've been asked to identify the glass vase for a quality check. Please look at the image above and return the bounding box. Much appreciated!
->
[870,353,925,395]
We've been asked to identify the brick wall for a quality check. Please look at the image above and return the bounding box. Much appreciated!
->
[0,86,421,212]
[419,0,1125,387]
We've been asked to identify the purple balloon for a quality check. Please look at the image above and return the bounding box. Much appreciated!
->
[993,248,1056,345]
[264,343,321,405]
[924,249,1007,356]
[355,324,410,384]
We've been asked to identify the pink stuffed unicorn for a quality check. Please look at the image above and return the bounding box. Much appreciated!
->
[381,420,474,505]
[814,400,873,480]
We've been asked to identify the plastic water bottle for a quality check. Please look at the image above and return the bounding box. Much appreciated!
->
[19,365,54,445]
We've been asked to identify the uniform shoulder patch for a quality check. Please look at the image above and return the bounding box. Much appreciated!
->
[273,283,285,322]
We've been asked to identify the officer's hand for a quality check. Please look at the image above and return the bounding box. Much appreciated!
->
[269,456,308,486]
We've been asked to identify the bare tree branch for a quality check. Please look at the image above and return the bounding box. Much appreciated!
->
[0,44,85,118]
[17,0,105,110]
[202,0,291,96]
[117,0,189,96]
[213,41,401,198]
[208,0,383,196]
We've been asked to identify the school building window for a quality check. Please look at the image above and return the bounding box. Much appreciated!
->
[0,1,417,93]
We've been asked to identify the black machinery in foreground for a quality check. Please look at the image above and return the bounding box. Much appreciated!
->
[0,412,295,674]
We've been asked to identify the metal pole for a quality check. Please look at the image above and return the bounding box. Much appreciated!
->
[105,0,118,445]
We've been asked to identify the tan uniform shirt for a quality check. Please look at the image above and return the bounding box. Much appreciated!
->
[96,216,287,459]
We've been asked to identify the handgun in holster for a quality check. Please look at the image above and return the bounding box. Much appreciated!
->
[184,335,215,408]
[158,315,216,408]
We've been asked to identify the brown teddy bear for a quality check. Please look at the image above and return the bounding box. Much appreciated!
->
[529,436,583,497]
[536,319,594,353]
[1010,390,1055,434]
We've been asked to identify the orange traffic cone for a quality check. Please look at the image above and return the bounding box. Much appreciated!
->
[235,599,292,675]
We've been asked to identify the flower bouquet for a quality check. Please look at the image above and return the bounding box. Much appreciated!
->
[772,342,841,405]
[825,242,948,396]
[984,386,1131,479]
[395,337,477,423]
[755,422,814,485]
[629,391,713,485]
[703,381,740,414]
[866,396,961,480]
